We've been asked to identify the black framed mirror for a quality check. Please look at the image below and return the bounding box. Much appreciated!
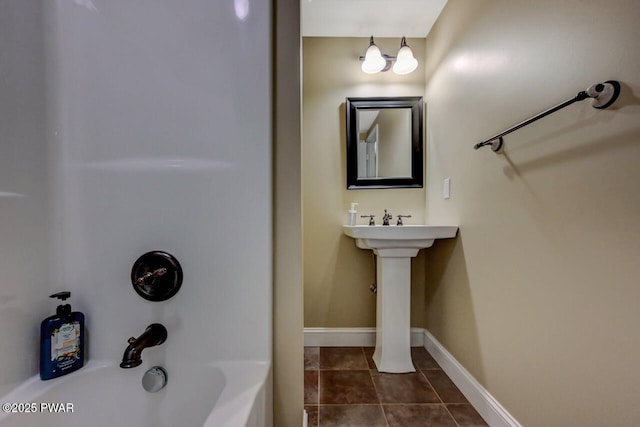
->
[346,96,423,189]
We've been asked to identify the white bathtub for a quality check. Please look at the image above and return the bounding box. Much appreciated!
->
[0,360,270,427]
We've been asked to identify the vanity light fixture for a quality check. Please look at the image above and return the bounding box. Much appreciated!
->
[359,36,418,75]
[361,36,390,73]
[393,37,418,75]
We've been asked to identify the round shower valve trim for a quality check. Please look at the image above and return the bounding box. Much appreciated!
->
[131,251,183,301]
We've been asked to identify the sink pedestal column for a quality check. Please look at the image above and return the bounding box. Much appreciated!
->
[371,248,419,373]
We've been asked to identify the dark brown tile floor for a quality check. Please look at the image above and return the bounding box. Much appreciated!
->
[304,346,488,427]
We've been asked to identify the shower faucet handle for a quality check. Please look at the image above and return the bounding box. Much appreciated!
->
[396,215,412,226]
[361,214,375,226]
[134,267,168,287]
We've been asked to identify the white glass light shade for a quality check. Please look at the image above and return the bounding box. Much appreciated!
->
[361,44,386,74]
[393,44,418,75]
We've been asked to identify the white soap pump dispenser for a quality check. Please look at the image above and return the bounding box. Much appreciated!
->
[347,202,358,226]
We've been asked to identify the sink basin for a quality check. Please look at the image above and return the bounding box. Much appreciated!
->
[343,224,458,372]
[342,225,458,256]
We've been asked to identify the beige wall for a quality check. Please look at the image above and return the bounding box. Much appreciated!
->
[303,37,428,327]
[421,0,640,425]
[273,2,303,427]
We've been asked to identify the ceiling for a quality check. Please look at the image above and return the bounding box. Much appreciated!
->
[301,0,448,38]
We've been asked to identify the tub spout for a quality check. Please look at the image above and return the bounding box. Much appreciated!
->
[120,323,167,369]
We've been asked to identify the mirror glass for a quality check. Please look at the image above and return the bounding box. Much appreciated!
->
[346,97,423,189]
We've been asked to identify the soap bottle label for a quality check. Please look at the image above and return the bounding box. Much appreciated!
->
[51,322,80,365]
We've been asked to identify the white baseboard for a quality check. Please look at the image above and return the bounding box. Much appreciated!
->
[303,327,425,347]
[423,330,521,427]
[303,327,521,427]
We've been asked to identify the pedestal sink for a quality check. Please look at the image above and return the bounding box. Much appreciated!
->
[343,224,458,373]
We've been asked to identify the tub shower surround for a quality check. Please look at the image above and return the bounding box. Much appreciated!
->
[0,361,270,427]
[0,0,272,425]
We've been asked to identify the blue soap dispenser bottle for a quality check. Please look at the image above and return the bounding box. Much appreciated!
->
[40,291,85,380]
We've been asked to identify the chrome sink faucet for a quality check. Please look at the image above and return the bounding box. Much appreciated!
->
[382,209,392,226]
[396,214,412,226]
[361,214,375,226]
